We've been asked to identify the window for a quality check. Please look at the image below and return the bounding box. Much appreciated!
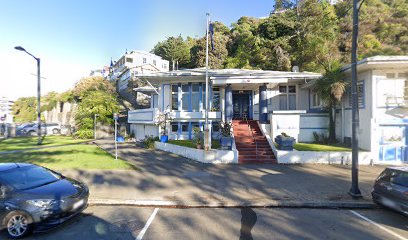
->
[391,171,408,187]
[212,87,220,111]
[153,60,157,66]
[191,84,200,111]
[279,85,296,110]
[191,122,200,131]
[171,85,178,110]
[163,63,167,69]
[212,122,220,132]
[126,58,133,63]
[311,93,321,107]
[152,94,158,108]
[171,123,178,133]
[143,58,147,64]
[181,84,190,111]
[348,81,364,108]
[181,123,189,132]
[377,78,407,107]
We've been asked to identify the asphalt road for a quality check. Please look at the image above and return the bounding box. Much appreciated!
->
[1,206,407,240]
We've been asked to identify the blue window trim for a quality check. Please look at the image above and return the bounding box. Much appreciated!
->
[209,83,213,110]
[188,122,192,139]
[199,83,203,111]
[177,83,182,111]
[249,91,253,119]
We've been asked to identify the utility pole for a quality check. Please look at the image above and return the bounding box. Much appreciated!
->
[204,13,211,151]
[349,0,362,198]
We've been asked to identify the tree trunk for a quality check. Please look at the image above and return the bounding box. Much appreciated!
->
[328,106,336,144]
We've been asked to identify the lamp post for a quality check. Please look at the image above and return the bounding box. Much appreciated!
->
[15,46,42,145]
[349,0,362,198]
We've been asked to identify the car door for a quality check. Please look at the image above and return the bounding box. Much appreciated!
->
[389,171,408,204]
[374,169,392,197]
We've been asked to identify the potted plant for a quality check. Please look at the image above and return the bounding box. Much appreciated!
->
[275,132,296,151]
[192,127,204,149]
[219,121,233,150]
[155,111,171,143]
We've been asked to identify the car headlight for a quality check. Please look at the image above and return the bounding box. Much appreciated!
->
[26,199,60,208]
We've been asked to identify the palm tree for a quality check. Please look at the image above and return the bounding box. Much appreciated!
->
[313,67,347,144]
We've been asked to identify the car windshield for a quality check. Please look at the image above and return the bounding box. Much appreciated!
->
[0,165,62,190]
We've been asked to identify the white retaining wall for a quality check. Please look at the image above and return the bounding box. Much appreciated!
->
[276,150,373,165]
[155,141,238,164]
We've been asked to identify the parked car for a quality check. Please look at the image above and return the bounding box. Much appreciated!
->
[22,123,61,136]
[372,167,408,216]
[16,123,36,136]
[0,163,89,238]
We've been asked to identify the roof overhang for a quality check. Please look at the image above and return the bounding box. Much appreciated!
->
[342,56,408,73]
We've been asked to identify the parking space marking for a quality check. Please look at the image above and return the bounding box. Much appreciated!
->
[136,208,159,240]
[350,210,407,240]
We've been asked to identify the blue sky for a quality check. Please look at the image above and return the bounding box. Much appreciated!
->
[0,0,275,99]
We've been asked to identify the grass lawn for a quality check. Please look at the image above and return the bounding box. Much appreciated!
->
[0,144,137,170]
[168,140,221,150]
[293,142,351,151]
[0,136,88,152]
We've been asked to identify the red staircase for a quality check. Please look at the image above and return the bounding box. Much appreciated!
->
[232,120,277,164]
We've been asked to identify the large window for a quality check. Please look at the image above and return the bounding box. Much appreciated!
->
[311,92,321,108]
[126,58,133,63]
[171,85,178,110]
[212,87,220,111]
[181,84,190,111]
[279,85,296,110]
[202,84,207,110]
[191,84,200,111]
[377,78,408,107]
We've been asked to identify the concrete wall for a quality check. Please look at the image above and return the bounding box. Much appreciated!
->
[43,101,76,126]
[270,112,329,142]
[276,150,373,165]
[129,123,159,140]
[155,141,238,164]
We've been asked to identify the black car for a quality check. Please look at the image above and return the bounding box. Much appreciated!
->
[372,167,408,216]
[0,163,89,238]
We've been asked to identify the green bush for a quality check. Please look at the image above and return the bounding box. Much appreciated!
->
[73,129,93,139]
[143,135,157,149]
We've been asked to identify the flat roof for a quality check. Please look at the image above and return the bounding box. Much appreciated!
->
[342,55,408,72]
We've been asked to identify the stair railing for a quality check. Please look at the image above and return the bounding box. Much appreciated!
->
[245,118,258,160]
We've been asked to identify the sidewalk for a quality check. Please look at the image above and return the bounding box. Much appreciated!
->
[62,139,387,208]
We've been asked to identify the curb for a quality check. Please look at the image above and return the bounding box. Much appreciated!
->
[88,199,377,209]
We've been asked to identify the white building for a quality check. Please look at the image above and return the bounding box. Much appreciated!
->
[0,97,14,124]
[127,56,408,165]
[334,56,408,164]
[109,50,169,91]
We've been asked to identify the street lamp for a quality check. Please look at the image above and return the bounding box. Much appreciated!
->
[14,46,42,145]
[349,0,362,198]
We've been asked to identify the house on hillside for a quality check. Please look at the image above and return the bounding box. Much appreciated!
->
[127,56,408,165]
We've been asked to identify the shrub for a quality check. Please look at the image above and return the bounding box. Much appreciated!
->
[220,121,232,137]
[142,135,157,149]
[192,127,204,147]
[73,129,93,139]
[313,132,320,143]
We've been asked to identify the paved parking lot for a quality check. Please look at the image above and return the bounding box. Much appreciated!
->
[3,206,406,240]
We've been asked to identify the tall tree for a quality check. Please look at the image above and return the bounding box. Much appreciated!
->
[152,36,192,70]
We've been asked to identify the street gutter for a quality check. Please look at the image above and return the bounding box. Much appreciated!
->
[88,198,377,209]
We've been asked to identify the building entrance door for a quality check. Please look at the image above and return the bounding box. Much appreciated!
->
[233,94,250,120]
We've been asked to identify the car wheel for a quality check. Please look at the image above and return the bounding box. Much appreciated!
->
[52,128,60,134]
[5,211,33,239]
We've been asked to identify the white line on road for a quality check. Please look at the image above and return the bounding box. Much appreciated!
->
[350,210,407,240]
[136,208,159,240]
